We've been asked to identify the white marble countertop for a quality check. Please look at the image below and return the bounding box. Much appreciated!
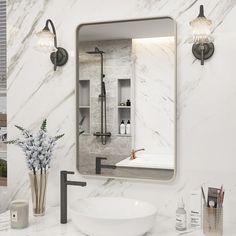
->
[0,206,235,236]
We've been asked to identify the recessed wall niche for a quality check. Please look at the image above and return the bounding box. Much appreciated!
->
[79,80,90,134]
[117,78,131,136]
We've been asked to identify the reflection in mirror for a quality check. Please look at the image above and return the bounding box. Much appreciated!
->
[76,17,176,181]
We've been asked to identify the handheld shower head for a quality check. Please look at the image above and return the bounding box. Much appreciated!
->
[102,81,106,95]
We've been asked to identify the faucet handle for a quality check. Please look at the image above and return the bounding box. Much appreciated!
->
[96,157,107,161]
[66,171,75,175]
[61,170,75,176]
[134,148,145,153]
[130,148,145,160]
[96,157,107,175]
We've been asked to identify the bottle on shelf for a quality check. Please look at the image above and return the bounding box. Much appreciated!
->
[126,120,131,135]
[126,99,131,106]
[120,120,126,135]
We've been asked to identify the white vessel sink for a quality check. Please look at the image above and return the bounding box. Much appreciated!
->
[69,197,157,236]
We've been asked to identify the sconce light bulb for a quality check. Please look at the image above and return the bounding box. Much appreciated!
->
[190,5,213,44]
[36,29,57,53]
[35,19,68,71]
[190,5,215,65]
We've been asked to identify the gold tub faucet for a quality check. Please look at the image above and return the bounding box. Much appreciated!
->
[130,148,145,160]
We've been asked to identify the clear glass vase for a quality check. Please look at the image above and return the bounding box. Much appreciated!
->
[29,171,48,216]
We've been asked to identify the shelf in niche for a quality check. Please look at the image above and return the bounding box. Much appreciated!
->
[117,78,131,106]
[117,106,131,109]
[117,78,132,135]
[79,108,90,134]
[116,134,132,137]
[79,80,90,134]
[117,106,131,134]
[79,80,90,107]
[79,106,90,109]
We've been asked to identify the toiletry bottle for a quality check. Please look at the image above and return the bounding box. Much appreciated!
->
[120,120,126,135]
[176,198,187,231]
[190,190,202,229]
[126,120,131,135]
[126,99,131,106]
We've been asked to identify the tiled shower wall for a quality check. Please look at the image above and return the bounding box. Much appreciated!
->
[78,40,132,175]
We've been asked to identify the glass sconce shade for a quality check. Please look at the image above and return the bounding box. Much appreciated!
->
[190,16,213,44]
[190,5,214,65]
[36,29,57,52]
[35,19,68,70]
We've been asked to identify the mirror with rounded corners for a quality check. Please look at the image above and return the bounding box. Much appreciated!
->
[76,17,176,181]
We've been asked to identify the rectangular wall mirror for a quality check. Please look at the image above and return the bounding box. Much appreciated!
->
[76,17,176,181]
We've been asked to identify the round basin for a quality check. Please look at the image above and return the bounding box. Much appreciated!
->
[69,197,157,236]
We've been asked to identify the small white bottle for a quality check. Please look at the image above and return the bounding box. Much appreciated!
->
[176,198,187,231]
[126,120,131,135]
[190,190,201,229]
[120,120,126,135]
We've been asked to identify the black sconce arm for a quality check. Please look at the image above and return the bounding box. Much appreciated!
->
[45,19,58,49]
[44,19,57,70]
[39,19,68,71]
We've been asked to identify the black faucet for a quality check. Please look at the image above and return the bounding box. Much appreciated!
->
[95,157,116,174]
[60,170,86,224]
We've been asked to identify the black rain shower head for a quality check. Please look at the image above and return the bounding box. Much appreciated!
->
[86,47,105,54]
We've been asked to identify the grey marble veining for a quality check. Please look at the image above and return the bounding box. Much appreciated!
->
[2,0,236,232]
[133,36,175,155]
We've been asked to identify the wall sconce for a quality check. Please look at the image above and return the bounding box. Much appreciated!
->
[36,19,68,71]
[190,5,214,65]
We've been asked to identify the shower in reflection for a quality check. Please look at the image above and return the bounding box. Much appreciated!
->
[86,47,111,144]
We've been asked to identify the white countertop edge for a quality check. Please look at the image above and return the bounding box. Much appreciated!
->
[1,206,236,236]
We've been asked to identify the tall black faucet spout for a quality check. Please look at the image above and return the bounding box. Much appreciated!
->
[60,170,87,224]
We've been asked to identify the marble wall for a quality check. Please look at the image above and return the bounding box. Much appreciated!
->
[2,0,236,227]
[133,37,175,156]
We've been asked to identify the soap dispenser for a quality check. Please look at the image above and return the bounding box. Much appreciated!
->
[126,120,131,135]
[120,120,126,135]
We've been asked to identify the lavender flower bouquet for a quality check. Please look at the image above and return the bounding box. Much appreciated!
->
[7,119,64,174]
[7,119,64,216]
